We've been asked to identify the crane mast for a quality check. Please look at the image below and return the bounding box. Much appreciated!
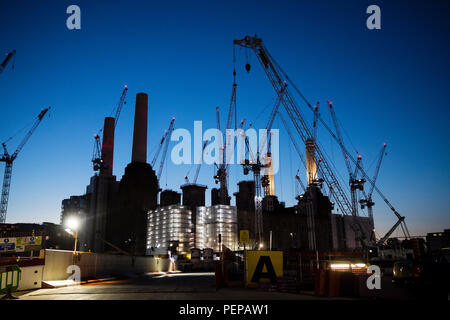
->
[214,75,237,205]
[0,107,50,223]
[241,134,266,248]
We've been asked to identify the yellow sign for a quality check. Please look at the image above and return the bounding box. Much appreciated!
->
[246,250,283,285]
[239,230,249,244]
[10,236,42,252]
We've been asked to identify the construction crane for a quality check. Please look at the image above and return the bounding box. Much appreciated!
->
[214,73,237,204]
[92,85,128,171]
[0,107,50,223]
[359,143,386,219]
[150,117,175,183]
[184,140,208,184]
[328,101,366,217]
[241,133,266,249]
[261,84,286,197]
[234,35,410,247]
[0,50,16,75]
[234,35,373,249]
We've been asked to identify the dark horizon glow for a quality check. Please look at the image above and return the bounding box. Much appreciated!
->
[0,0,449,238]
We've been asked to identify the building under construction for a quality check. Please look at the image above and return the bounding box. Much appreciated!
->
[60,36,410,260]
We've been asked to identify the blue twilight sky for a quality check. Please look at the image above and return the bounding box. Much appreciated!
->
[0,0,449,237]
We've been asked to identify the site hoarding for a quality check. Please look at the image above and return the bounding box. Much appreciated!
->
[0,236,42,252]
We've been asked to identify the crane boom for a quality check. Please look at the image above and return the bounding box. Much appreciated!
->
[193,140,208,184]
[151,117,175,167]
[113,85,128,129]
[156,118,175,181]
[0,107,50,223]
[0,50,16,75]
[369,143,386,198]
[328,101,353,177]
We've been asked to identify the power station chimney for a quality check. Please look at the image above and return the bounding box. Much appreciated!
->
[305,139,317,186]
[132,93,148,163]
[100,117,115,176]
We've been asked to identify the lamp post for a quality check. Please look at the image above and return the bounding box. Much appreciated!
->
[65,216,79,262]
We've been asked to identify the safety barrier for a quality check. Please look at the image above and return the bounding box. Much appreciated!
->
[0,265,21,299]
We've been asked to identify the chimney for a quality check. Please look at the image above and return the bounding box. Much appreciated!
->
[305,138,317,186]
[132,93,148,163]
[100,117,115,176]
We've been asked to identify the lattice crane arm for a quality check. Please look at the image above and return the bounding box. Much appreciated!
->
[12,107,50,160]
[157,117,175,181]
[368,143,386,198]
[192,140,208,184]
[0,50,16,75]
[113,85,128,129]
[328,101,353,178]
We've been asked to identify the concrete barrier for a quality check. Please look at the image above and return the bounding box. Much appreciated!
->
[18,265,44,291]
[42,249,173,281]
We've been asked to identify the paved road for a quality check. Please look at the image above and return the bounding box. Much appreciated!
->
[18,272,345,300]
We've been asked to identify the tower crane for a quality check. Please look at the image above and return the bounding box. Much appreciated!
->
[214,72,237,204]
[150,117,175,183]
[233,35,409,247]
[261,84,286,197]
[241,132,266,249]
[92,85,128,171]
[360,143,387,219]
[0,107,50,223]
[0,50,16,75]
[328,100,365,218]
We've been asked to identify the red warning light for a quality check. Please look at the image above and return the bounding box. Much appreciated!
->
[124,84,128,89]
[358,155,362,160]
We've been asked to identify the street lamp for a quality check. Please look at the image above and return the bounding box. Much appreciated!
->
[65,216,79,255]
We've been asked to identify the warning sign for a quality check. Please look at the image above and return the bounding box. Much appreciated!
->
[246,251,283,285]
[239,230,249,244]
[0,238,16,252]
[0,236,42,252]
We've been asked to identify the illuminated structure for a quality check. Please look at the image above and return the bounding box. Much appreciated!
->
[146,205,194,255]
[196,205,238,252]
[305,139,317,186]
